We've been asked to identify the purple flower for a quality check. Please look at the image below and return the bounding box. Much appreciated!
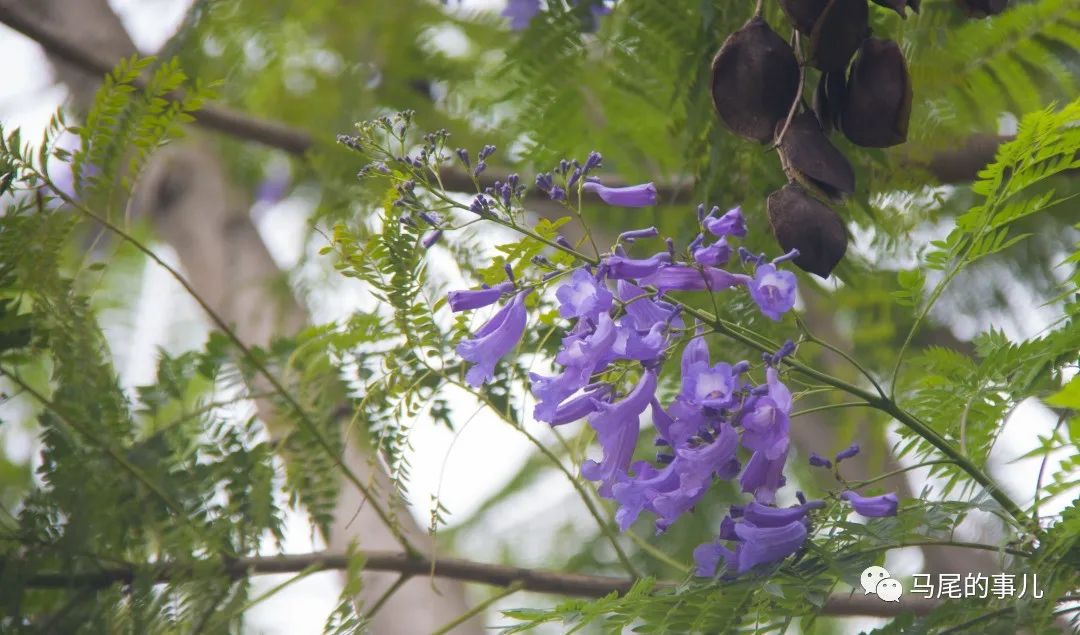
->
[617,281,682,330]
[808,452,832,469]
[548,385,610,426]
[739,368,791,461]
[703,206,746,237]
[739,449,787,505]
[612,423,740,532]
[694,501,821,576]
[619,226,660,243]
[583,180,658,207]
[637,265,751,293]
[581,371,657,495]
[448,281,515,313]
[456,291,529,386]
[422,230,443,248]
[555,268,613,320]
[835,443,860,462]
[530,315,618,423]
[841,491,899,517]
[603,252,672,279]
[503,0,540,29]
[609,318,667,363]
[692,238,731,267]
[682,361,742,411]
[749,264,796,321]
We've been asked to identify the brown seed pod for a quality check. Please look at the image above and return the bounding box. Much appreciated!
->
[808,0,869,73]
[776,111,855,200]
[869,0,919,17]
[812,71,847,133]
[766,183,848,278]
[955,0,1007,17]
[840,37,912,148]
[779,0,828,34]
[711,17,801,143]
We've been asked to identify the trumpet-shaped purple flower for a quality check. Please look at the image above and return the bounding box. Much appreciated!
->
[617,281,682,330]
[841,491,899,517]
[531,314,618,422]
[610,319,667,362]
[456,291,529,386]
[581,371,657,495]
[739,449,788,505]
[603,252,671,279]
[556,268,613,320]
[613,423,740,532]
[693,500,820,576]
[637,265,751,293]
[749,264,797,321]
[703,206,747,238]
[692,238,731,267]
[583,180,658,207]
[740,368,791,461]
[448,281,515,312]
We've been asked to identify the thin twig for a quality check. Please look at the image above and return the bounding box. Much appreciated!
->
[10,550,950,617]
[431,582,523,635]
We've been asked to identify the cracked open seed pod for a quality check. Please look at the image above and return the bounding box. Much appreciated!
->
[776,111,855,200]
[779,0,828,34]
[711,16,801,143]
[870,0,919,17]
[808,0,869,72]
[812,71,847,133]
[767,183,848,278]
[956,0,1007,17]
[840,37,912,148]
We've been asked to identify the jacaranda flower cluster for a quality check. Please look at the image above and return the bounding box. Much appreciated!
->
[447,151,896,578]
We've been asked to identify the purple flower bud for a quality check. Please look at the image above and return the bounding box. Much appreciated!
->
[808,453,832,469]
[507,173,519,189]
[704,207,747,237]
[559,159,571,175]
[448,281,516,312]
[665,237,676,257]
[567,167,582,190]
[688,233,705,252]
[421,230,443,248]
[835,443,860,463]
[584,151,603,173]
[419,211,443,227]
[536,173,554,192]
[549,186,567,201]
[841,491,899,517]
[772,248,801,265]
[693,238,731,267]
[479,144,497,160]
[469,195,492,216]
[696,204,706,222]
[503,263,516,283]
[473,160,487,177]
[455,148,470,168]
[582,180,658,207]
[738,247,766,267]
[555,235,573,250]
[618,227,659,243]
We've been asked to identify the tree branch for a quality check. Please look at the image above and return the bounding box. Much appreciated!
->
[0,1,1011,188]
[13,550,941,617]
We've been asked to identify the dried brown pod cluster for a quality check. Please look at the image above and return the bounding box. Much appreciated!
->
[710,0,1006,278]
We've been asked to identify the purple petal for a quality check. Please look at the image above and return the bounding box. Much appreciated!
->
[456,291,529,386]
[841,491,899,517]
[448,281,515,312]
[583,180,658,207]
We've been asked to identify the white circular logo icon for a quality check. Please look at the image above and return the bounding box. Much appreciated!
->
[860,565,903,601]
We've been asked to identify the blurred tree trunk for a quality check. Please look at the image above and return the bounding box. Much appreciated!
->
[9,0,479,631]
